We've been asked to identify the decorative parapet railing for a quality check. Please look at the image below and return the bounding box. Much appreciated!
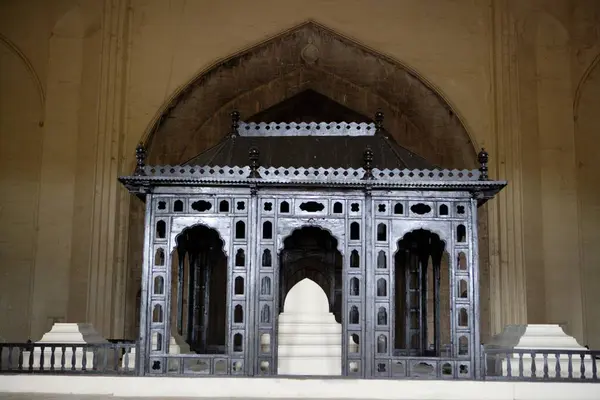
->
[2,341,599,382]
[238,121,377,137]
[123,136,499,201]
[483,347,599,382]
[0,341,137,375]
[139,165,482,183]
[119,164,504,205]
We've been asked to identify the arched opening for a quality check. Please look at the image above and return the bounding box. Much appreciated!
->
[279,227,343,321]
[277,227,343,376]
[393,229,450,357]
[171,225,227,353]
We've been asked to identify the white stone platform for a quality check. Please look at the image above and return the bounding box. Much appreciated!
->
[0,375,599,400]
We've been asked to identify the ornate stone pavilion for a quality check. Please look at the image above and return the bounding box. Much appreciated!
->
[119,111,506,378]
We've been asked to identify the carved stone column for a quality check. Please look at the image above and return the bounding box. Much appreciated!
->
[487,0,527,333]
[87,0,131,337]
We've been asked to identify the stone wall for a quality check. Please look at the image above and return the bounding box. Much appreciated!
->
[0,0,598,350]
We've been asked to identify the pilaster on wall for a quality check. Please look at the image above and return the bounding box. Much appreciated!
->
[87,0,131,338]
[487,0,527,334]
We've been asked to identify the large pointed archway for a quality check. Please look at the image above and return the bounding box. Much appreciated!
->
[126,20,491,343]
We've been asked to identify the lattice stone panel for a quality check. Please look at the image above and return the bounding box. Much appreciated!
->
[230,197,250,374]
[147,198,172,374]
[345,198,365,377]
[256,197,278,375]
[372,211,393,377]
[238,121,377,137]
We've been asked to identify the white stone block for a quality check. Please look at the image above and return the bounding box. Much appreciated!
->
[277,278,342,376]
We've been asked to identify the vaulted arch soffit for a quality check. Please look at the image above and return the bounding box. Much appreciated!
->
[574,52,600,119]
[144,21,477,169]
[0,33,45,125]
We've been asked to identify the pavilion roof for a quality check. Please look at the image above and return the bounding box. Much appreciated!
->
[119,112,505,207]
[185,120,434,171]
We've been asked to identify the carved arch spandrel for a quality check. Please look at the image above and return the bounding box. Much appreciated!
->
[276,219,346,256]
[390,221,451,255]
[170,217,231,257]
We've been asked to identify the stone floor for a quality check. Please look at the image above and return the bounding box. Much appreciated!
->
[0,396,353,400]
[0,396,338,400]
[0,396,271,400]
[0,396,266,400]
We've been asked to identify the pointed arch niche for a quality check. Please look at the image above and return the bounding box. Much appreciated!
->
[126,21,491,340]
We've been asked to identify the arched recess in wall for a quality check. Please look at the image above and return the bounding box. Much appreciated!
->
[27,2,103,340]
[0,34,45,341]
[0,34,45,125]
[124,20,492,340]
[518,13,584,340]
[574,55,600,349]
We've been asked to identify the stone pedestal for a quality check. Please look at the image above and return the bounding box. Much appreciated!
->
[487,324,596,378]
[23,323,108,370]
[278,278,342,376]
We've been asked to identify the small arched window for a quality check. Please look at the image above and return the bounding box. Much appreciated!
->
[376,223,387,242]
[350,250,360,268]
[234,305,244,323]
[377,251,387,269]
[260,304,271,323]
[262,249,272,267]
[349,277,360,296]
[333,202,343,214]
[349,306,359,324]
[350,222,360,240]
[262,221,273,239]
[280,201,290,213]
[260,277,271,295]
[377,278,387,297]
[234,276,244,295]
[235,249,245,267]
[394,203,404,215]
[235,221,246,239]
[173,200,183,212]
[219,200,230,212]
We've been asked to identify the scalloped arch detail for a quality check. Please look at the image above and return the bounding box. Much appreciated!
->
[171,220,229,257]
[277,224,345,256]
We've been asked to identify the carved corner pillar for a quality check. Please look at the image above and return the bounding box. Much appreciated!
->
[87,0,131,338]
[487,0,527,334]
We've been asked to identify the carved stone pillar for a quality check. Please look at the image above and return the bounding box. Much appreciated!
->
[87,0,131,337]
[487,0,528,333]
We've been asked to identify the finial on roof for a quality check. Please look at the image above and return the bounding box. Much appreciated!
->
[134,143,146,176]
[249,146,261,178]
[478,148,489,180]
[231,110,240,137]
[362,146,374,180]
[375,111,384,133]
